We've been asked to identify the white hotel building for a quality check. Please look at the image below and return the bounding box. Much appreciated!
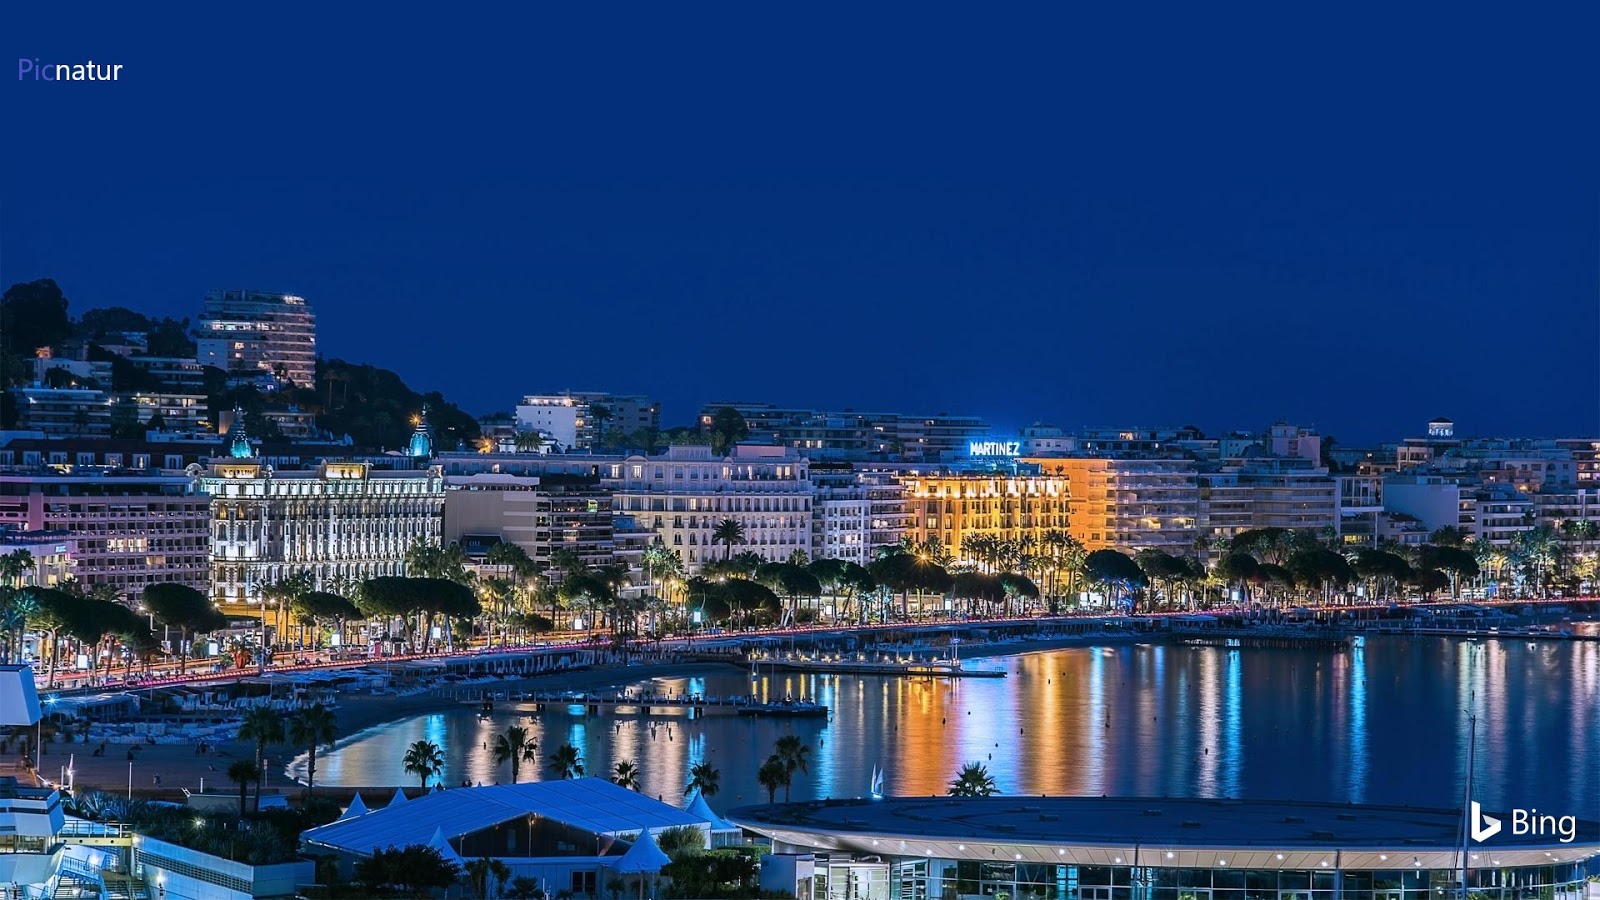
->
[607,444,811,572]
[197,459,445,617]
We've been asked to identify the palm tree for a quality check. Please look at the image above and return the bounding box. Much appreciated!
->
[403,739,444,791]
[611,760,640,791]
[287,703,339,796]
[547,743,584,779]
[227,760,261,817]
[773,735,810,802]
[549,548,587,586]
[492,725,538,783]
[685,761,721,798]
[710,519,747,561]
[238,706,285,812]
[757,755,787,804]
[947,762,999,797]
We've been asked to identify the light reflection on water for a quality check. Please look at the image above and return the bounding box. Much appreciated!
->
[294,637,1598,811]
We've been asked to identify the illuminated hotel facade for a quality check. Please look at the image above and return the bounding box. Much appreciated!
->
[608,444,811,572]
[902,472,1071,561]
[196,459,445,617]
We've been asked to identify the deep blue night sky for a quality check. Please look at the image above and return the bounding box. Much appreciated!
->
[5,6,1597,444]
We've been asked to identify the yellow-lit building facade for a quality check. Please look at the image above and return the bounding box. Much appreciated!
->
[1025,456,1199,555]
[902,473,1070,561]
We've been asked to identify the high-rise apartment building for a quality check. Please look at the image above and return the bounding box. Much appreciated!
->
[607,444,811,572]
[1031,457,1198,555]
[195,290,318,386]
[197,459,444,619]
[1198,460,1338,550]
[0,470,210,604]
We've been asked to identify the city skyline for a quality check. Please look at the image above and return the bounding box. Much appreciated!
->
[8,7,1598,445]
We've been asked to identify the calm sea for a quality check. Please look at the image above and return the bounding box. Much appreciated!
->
[295,635,1599,814]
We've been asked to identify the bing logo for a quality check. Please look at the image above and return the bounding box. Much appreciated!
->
[1471,801,1575,844]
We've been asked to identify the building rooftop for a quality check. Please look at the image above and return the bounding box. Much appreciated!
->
[727,796,1600,870]
[303,778,711,855]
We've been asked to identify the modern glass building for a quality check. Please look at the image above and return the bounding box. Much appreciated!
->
[728,796,1598,900]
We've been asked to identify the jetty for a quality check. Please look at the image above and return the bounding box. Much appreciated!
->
[1174,630,1352,652]
[757,658,1007,678]
[463,690,829,719]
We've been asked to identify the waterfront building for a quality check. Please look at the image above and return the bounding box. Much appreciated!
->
[443,472,616,574]
[302,778,713,891]
[1197,459,1338,551]
[196,458,444,619]
[902,472,1070,562]
[1335,474,1384,547]
[811,467,908,565]
[0,469,209,603]
[1531,485,1600,552]
[195,289,318,387]
[731,796,1597,900]
[1463,486,1534,548]
[0,527,75,588]
[609,444,811,571]
[1028,457,1198,555]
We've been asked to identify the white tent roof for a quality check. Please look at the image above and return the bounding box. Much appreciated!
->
[388,788,408,809]
[305,778,711,856]
[341,793,369,819]
[429,826,464,865]
[609,826,670,874]
[682,789,738,833]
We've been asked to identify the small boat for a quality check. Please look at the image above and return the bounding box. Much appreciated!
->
[737,698,829,718]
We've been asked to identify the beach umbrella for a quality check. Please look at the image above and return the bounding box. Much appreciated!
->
[388,787,408,809]
[340,792,369,819]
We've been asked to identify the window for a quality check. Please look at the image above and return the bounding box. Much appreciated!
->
[570,871,597,896]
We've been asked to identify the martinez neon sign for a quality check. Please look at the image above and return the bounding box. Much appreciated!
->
[968,440,1021,457]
